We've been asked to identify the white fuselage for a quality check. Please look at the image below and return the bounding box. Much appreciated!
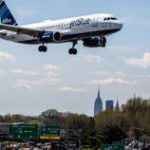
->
[0,13,123,44]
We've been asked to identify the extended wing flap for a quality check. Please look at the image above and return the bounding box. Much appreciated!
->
[0,24,43,37]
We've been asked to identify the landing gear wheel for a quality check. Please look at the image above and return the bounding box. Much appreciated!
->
[100,37,106,47]
[68,48,77,55]
[38,45,47,52]
[69,48,73,55]
[73,48,77,55]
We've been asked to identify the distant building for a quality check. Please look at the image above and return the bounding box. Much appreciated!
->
[94,90,103,116]
[106,100,114,110]
[115,100,120,111]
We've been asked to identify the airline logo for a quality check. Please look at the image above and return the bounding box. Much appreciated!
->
[70,18,91,29]
[2,18,12,24]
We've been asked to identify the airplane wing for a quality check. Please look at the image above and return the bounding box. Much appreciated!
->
[0,24,72,39]
[0,24,43,37]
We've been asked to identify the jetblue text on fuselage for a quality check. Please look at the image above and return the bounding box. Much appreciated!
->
[70,18,91,28]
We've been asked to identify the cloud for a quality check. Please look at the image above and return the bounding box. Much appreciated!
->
[43,64,60,79]
[14,64,62,90]
[15,77,62,90]
[126,52,150,68]
[43,78,62,85]
[59,86,88,93]
[89,71,125,77]
[15,80,33,90]
[46,72,58,78]
[90,77,136,85]
[0,51,16,62]
[43,64,60,71]
[92,71,110,76]
[86,55,104,63]
[69,54,104,64]
[11,69,38,76]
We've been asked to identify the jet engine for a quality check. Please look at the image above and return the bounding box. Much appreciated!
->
[53,32,61,41]
[40,31,62,42]
[40,31,53,42]
[83,37,106,47]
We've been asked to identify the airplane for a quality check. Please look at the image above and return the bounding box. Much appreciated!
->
[0,0,123,55]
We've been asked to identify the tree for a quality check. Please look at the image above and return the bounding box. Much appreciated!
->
[3,114,13,123]
[41,109,60,118]
[99,124,126,144]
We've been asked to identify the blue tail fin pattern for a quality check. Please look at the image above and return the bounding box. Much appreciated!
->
[0,0,18,25]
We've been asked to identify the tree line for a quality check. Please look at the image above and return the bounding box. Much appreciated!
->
[0,97,150,145]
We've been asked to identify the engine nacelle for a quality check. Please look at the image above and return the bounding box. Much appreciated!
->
[83,38,101,47]
[53,32,61,41]
[40,31,53,42]
[40,31,62,42]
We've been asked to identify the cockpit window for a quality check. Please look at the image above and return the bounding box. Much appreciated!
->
[111,17,117,20]
[104,17,117,21]
[104,18,109,21]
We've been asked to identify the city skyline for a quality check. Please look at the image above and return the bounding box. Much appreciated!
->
[0,0,150,116]
[94,89,120,116]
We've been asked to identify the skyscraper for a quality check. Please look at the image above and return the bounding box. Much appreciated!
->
[106,100,114,110]
[115,100,120,111]
[94,90,103,116]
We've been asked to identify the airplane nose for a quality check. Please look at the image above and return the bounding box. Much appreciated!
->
[118,23,123,30]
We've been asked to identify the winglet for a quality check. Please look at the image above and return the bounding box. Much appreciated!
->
[0,0,18,25]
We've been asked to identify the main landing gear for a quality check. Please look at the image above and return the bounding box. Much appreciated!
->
[100,36,106,47]
[68,41,78,55]
[38,44,47,52]
[38,41,78,55]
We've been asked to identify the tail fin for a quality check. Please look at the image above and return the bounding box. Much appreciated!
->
[0,0,18,25]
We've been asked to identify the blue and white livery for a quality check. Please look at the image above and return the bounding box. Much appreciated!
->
[0,0,123,55]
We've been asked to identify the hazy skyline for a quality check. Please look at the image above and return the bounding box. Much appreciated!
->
[0,0,150,116]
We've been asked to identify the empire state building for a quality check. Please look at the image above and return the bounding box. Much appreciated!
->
[94,90,103,116]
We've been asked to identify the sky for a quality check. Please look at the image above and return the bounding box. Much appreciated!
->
[0,0,150,116]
